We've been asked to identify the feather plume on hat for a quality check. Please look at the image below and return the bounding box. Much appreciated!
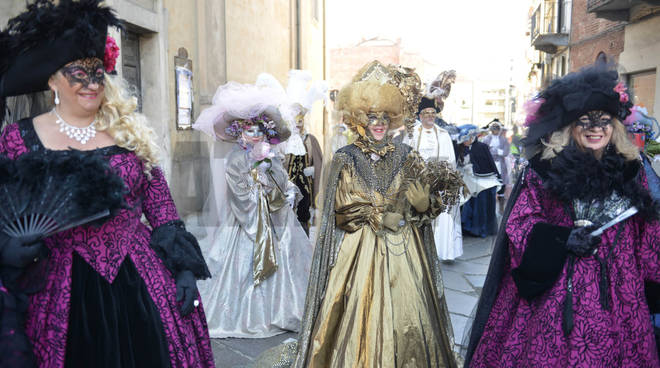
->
[0,0,122,121]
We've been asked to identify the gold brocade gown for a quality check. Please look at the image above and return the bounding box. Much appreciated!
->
[296,143,457,368]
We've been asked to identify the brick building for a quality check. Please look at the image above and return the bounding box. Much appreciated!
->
[586,0,660,117]
[527,0,660,119]
[328,38,428,90]
[569,0,626,69]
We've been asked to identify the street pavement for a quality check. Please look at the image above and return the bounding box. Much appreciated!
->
[210,234,495,367]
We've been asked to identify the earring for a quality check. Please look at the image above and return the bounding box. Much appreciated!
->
[54,90,60,105]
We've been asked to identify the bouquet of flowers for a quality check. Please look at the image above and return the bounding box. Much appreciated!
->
[623,105,660,153]
[224,114,282,145]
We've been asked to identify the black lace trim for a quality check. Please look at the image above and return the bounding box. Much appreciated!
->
[530,145,659,220]
[336,142,412,195]
[18,118,129,156]
[149,220,211,280]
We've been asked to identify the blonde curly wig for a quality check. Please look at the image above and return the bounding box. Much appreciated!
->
[336,80,404,136]
[96,75,160,173]
[541,119,640,161]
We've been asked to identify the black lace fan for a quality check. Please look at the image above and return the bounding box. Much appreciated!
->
[0,150,126,238]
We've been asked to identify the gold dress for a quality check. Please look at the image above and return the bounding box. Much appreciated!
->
[294,142,459,368]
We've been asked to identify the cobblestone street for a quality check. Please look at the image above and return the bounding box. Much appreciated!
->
[211,234,494,367]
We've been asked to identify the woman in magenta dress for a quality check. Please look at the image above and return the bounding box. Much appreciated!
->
[464,64,660,367]
[0,1,214,367]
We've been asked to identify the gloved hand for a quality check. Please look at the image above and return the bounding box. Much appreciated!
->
[0,233,45,268]
[303,166,315,177]
[565,226,601,257]
[175,270,198,316]
[382,212,404,232]
[405,181,431,213]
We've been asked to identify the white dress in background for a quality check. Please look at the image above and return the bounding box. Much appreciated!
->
[197,144,313,338]
[404,121,463,261]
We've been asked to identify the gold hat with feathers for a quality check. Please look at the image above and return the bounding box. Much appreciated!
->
[336,60,422,138]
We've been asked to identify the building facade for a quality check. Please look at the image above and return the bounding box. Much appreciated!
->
[525,0,660,121]
[569,0,626,69]
[444,77,509,127]
[529,0,572,86]
[576,0,660,118]
[328,37,430,91]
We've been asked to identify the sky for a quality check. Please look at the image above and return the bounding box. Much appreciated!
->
[327,0,532,81]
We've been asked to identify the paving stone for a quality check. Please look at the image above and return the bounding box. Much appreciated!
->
[471,256,492,265]
[441,269,473,293]
[465,274,486,288]
[442,260,490,276]
[450,313,469,347]
[445,289,478,317]
[212,340,252,367]
[457,239,494,261]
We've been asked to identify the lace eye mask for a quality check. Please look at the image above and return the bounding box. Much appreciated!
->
[575,110,613,130]
[60,58,105,88]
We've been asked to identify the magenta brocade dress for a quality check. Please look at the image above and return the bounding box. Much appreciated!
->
[471,168,660,368]
[0,120,215,368]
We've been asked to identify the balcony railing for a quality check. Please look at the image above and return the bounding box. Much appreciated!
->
[530,0,570,54]
[588,0,660,20]
[588,0,636,12]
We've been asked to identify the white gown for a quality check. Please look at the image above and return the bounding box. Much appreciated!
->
[404,121,463,261]
[197,143,313,338]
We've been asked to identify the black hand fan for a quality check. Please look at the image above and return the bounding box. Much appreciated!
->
[0,150,127,238]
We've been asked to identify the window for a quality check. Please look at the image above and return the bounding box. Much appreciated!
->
[121,30,142,111]
[628,70,657,116]
[560,0,572,34]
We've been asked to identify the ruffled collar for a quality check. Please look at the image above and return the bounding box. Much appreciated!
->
[353,136,395,159]
[530,144,659,220]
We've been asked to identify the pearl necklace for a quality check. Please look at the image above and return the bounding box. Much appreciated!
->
[52,108,97,144]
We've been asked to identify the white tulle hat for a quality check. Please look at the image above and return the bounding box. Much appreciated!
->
[193,81,290,143]
[255,71,328,155]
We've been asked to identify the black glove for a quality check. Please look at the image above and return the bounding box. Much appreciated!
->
[0,233,45,268]
[565,226,601,257]
[175,270,198,316]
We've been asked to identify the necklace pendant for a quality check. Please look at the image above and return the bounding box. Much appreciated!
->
[52,108,97,145]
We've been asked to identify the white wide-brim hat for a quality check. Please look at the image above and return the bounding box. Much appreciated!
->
[193,81,290,142]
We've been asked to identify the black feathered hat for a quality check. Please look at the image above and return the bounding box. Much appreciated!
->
[522,63,633,151]
[417,96,437,114]
[0,0,121,120]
